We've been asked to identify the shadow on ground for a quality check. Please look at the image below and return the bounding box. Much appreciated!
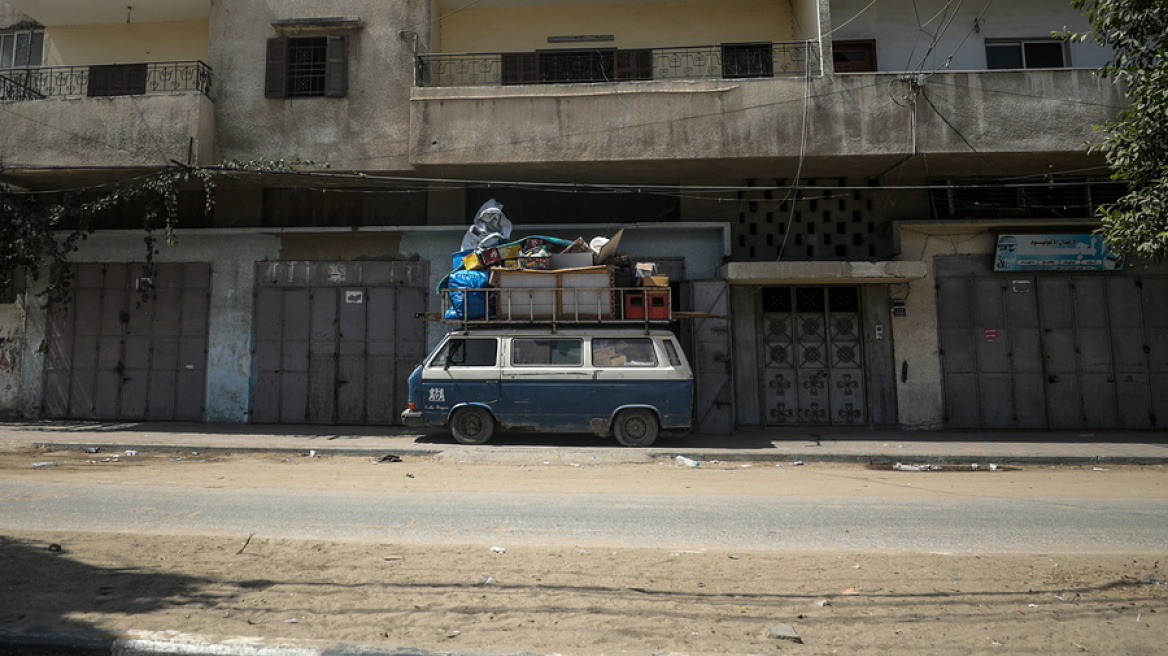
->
[0,534,217,651]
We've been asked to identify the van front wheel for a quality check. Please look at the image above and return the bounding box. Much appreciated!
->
[613,409,659,447]
[450,406,494,445]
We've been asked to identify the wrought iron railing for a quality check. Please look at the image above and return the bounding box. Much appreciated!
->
[0,60,212,102]
[0,71,43,101]
[417,41,819,87]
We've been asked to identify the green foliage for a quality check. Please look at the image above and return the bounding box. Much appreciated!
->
[1067,0,1168,261]
[0,158,318,306]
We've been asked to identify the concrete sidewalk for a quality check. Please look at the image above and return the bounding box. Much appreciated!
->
[3,420,1167,465]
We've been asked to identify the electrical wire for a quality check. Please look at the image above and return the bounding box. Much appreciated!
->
[777,46,815,260]
[825,0,880,37]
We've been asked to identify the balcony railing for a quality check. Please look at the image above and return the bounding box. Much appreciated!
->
[417,41,819,87]
[0,60,212,102]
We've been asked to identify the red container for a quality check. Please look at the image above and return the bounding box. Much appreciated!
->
[624,290,669,320]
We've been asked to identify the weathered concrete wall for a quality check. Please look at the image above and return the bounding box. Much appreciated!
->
[208,0,430,170]
[0,3,29,27]
[893,225,996,429]
[439,0,796,52]
[411,69,1123,167]
[0,298,27,417]
[830,0,1109,72]
[0,93,215,169]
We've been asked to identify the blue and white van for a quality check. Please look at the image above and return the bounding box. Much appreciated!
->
[401,328,694,446]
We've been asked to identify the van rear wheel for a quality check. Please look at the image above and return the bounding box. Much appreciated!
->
[450,406,494,445]
[613,409,659,447]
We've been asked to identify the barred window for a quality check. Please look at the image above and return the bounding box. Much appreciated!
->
[265,35,347,98]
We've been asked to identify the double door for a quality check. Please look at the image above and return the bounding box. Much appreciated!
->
[762,286,867,426]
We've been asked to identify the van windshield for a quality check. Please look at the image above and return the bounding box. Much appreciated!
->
[430,338,498,367]
[593,338,658,367]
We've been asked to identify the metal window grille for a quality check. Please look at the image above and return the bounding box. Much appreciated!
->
[288,37,328,97]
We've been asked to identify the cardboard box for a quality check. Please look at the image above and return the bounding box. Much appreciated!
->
[496,243,522,260]
[638,274,670,287]
[461,251,487,270]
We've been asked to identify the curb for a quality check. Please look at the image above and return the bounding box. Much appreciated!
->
[28,440,1168,466]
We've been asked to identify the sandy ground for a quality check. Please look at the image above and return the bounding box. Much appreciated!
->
[1,449,1166,655]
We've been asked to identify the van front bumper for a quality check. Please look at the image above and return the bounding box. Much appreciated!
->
[400,409,426,427]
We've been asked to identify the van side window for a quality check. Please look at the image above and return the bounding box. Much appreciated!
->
[430,338,498,367]
[662,339,682,367]
[593,338,659,367]
[512,338,583,366]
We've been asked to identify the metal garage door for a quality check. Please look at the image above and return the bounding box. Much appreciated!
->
[43,263,211,421]
[936,256,1168,430]
[251,261,427,425]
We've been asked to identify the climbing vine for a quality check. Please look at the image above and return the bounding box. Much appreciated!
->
[0,158,318,306]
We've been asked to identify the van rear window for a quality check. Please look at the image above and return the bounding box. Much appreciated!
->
[593,338,658,367]
[512,338,583,366]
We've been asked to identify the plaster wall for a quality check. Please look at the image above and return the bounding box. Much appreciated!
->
[208,0,430,170]
[43,21,208,66]
[0,299,27,417]
[439,0,796,52]
[410,68,1122,167]
[892,225,996,429]
[1,4,28,27]
[0,93,214,169]
[829,0,1108,72]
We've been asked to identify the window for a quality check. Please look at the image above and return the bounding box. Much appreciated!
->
[0,26,43,69]
[266,35,347,97]
[986,40,1067,69]
[511,338,583,366]
[593,338,658,367]
[430,338,498,368]
[88,63,147,97]
[662,340,682,367]
[833,40,877,73]
[722,43,773,79]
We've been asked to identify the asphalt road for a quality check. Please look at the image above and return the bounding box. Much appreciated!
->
[3,480,1165,553]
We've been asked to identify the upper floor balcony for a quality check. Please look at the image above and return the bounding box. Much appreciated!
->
[0,60,214,174]
[409,67,1126,172]
[417,41,820,87]
[0,60,211,100]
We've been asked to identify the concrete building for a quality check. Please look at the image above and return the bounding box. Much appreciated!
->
[1,0,1164,432]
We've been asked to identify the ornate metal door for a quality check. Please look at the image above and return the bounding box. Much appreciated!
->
[762,286,867,426]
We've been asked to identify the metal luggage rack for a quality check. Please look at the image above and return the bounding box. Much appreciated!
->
[431,286,676,328]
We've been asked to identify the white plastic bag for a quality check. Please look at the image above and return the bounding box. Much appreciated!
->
[461,199,513,251]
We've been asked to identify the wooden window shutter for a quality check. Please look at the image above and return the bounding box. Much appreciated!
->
[615,50,653,81]
[501,53,538,85]
[324,35,348,97]
[87,65,111,96]
[265,37,288,98]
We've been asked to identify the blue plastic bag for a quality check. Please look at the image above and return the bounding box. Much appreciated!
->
[441,270,491,320]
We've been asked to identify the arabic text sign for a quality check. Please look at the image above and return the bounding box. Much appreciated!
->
[994,234,1124,272]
